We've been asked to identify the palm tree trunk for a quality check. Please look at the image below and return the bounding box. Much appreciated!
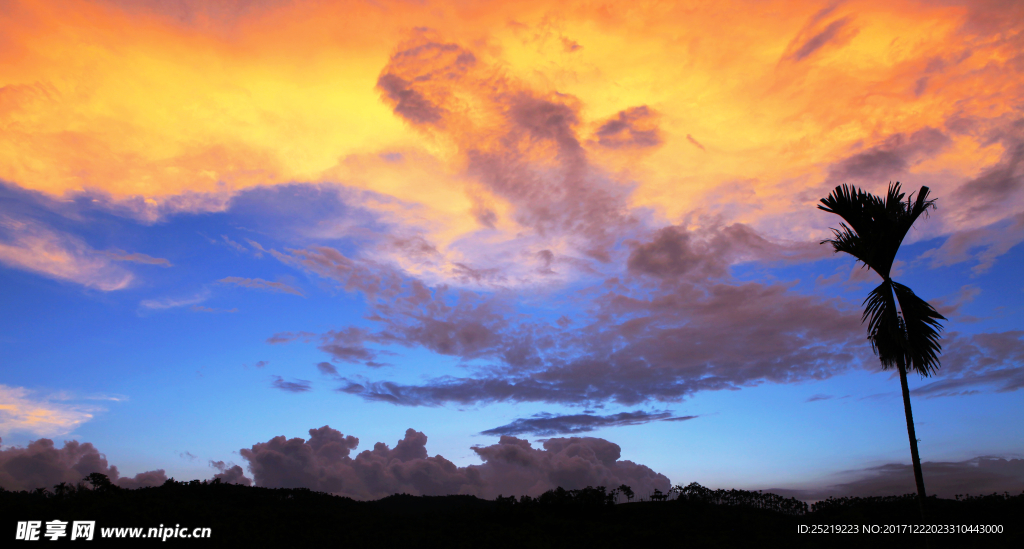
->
[898,359,928,521]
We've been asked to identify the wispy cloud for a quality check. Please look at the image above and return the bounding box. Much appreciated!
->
[0,216,133,291]
[218,276,303,296]
[0,384,99,437]
[101,249,172,267]
[772,456,1024,500]
[271,376,312,393]
[482,410,697,436]
[140,291,209,310]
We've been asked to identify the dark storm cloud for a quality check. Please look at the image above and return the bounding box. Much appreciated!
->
[0,437,166,491]
[238,426,670,499]
[594,106,662,149]
[481,410,696,436]
[773,456,1024,500]
[271,376,312,393]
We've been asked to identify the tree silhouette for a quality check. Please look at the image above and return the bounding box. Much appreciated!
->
[617,484,634,503]
[84,473,114,492]
[818,182,946,518]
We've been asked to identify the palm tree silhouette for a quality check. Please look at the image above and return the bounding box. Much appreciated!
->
[818,182,946,517]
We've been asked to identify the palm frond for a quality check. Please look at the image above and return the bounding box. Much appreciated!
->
[821,224,873,266]
[863,280,904,370]
[818,184,880,242]
[892,282,946,377]
[819,185,887,274]
[820,183,937,278]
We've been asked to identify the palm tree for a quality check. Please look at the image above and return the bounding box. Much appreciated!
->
[818,182,946,517]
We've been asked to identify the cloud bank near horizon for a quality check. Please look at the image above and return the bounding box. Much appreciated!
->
[3,429,1020,502]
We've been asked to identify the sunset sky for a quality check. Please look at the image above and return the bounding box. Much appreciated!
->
[1,0,1022,500]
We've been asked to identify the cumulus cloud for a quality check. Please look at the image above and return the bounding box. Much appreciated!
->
[481,410,696,436]
[0,385,97,437]
[0,216,133,291]
[218,276,304,296]
[0,437,166,492]
[210,460,252,486]
[238,426,669,500]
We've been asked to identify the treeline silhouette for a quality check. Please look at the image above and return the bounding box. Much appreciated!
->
[2,475,1019,547]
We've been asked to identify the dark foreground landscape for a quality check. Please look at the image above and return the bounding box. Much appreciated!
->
[3,477,1020,548]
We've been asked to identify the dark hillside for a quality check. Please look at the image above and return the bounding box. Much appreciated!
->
[2,478,1019,548]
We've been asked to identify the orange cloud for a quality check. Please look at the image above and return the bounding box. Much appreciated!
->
[0,216,133,290]
[1,0,1020,250]
[0,385,97,437]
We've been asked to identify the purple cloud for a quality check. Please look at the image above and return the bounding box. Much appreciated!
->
[316,362,338,375]
[594,106,662,149]
[788,16,856,61]
[218,276,303,296]
[210,460,252,486]
[269,221,865,408]
[481,410,697,436]
[912,331,1024,397]
[772,456,1024,500]
[824,127,950,185]
[0,437,166,491]
[238,426,669,499]
[271,376,312,393]
[101,249,172,267]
